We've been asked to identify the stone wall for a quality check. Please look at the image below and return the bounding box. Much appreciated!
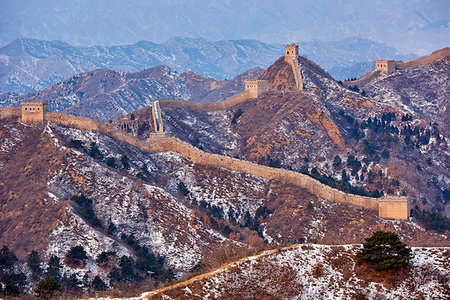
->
[2,109,409,219]
[0,107,21,120]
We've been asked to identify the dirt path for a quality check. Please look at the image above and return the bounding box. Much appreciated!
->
[137,244,301,299]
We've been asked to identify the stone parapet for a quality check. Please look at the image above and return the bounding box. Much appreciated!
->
[0,107,21,120]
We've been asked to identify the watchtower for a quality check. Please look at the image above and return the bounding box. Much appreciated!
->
[378,195,410,220]
[244,80,270,98]
[375,60,396,75]
[285,43,299,58]
[284,43,303,90]
[21,101,48,124]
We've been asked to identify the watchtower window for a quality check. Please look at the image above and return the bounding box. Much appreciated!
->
[38,108,40,110]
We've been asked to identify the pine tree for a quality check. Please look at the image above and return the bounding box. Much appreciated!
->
[357,231,412,270]
[27,250,43,281]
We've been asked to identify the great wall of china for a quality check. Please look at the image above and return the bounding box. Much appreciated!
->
[0,105,410,220]
[0,43,412,220]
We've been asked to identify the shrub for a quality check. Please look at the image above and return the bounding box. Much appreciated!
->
[177,181,189,196]
[68,139,85,150]
[91,275,108,291]
[231,108,243,124]
[357,231,412,270]
[35,277,61,299]
[71,194,102,228]
[411,208,450,233]
[89,142,103,160]
[106,157,118,168]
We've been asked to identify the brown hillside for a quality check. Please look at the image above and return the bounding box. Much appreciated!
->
[260,57,297,91]
[0,120,68,259]
[344,47,450,87]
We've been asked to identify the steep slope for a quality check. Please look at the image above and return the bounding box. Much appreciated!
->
[1,116,447,265]
[141,244,450,299]
[0,66,262,122]
[353,48,450,130]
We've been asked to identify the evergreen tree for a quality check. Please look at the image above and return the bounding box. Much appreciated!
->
[121,154,130,169]
[357,231,412,270]
[0,246,17,271]
[45,255,62,282]
[333,155,342,167]
[91,275,108,291]
[27,250,43,281]
[65,245,88,267]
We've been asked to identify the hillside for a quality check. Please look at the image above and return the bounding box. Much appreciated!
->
[140,244,449,299]
[0,66,263,122]
[0,111,448,294]
[121,51,449,217]
[348,48,450,131]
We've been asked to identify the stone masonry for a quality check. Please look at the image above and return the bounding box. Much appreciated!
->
[21,101,48,124]
[375,60,396,75]
[244,80,270,98]
[284,43,303,90]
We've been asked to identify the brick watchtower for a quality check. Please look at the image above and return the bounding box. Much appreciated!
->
[285,43,299,58]
[284,43,303,90]
[375,60,396,75]
[244,80,270,98]
[21,101,48,124]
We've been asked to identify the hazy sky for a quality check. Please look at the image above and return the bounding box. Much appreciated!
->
[0,0,448,54]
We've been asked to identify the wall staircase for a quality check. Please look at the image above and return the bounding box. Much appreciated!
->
[290,57,303,90]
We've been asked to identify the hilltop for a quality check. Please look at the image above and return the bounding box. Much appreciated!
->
[0,44,448,298]
[345,47,450,131]
[0,37,415,94]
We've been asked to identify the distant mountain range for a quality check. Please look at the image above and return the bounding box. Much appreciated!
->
[0,37,416,94]
[1,0,447,54]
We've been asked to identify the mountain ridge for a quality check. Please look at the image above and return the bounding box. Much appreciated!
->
[0,36,415,94]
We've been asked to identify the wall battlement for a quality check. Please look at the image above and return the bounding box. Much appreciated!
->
[375,60,396,75]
